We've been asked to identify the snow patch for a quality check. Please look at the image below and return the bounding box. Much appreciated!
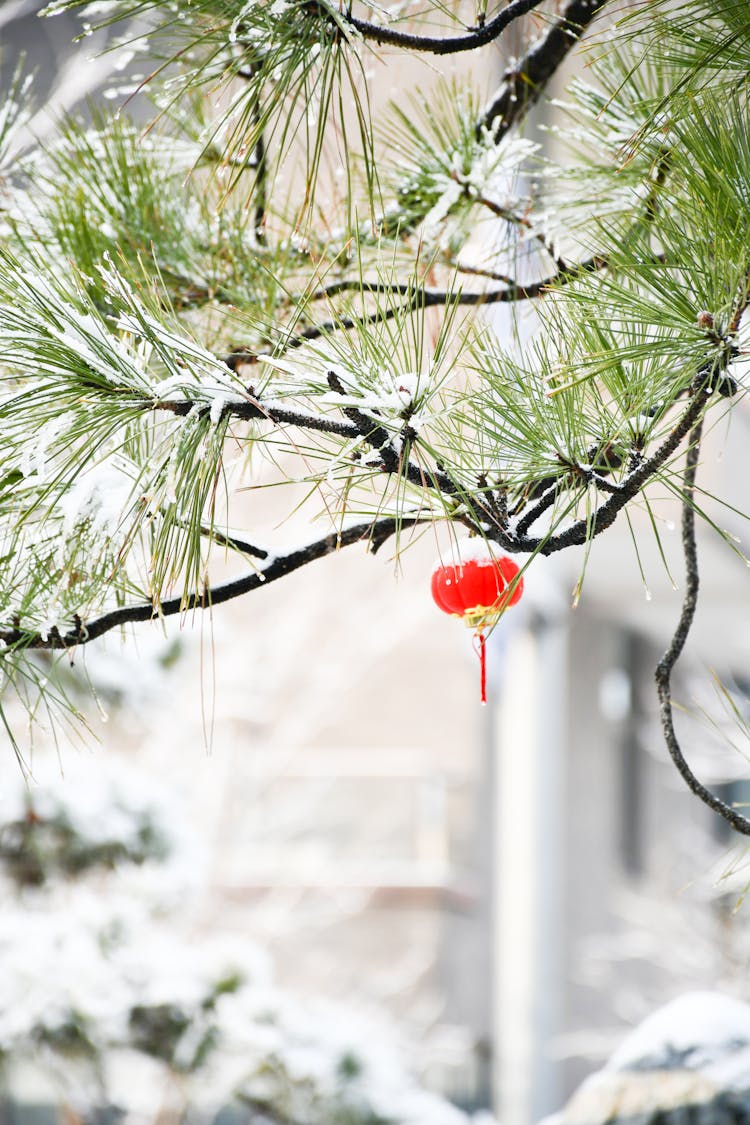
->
[607,992,750,1075]
[434,537,504,569]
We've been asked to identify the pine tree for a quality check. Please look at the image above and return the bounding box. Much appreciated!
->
[1,1,749,832]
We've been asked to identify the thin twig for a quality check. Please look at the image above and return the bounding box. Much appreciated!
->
[455,261,517,286]
[199,525,269,559]
[251,90,268,244]
[515,485,559,537]
[655,420,750,836]
[473,191,565,269]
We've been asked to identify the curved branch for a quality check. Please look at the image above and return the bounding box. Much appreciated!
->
[340,0,545,55]
[283,300,415,348]
[655,421,750,836]
[0,517,430,653]
[480,0,608,139]
[285,247,663,354]
[280,255,612,355]
[305,264,586,308]
[454,261,517,286]
[515,485,559,537]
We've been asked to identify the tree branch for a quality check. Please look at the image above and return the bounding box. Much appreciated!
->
[277,254,611,357]
[0,517,428,653]
[339,0,546,55]
[152,393,362,440]
[454,261,517,286]
[519,382,713,555]
[480,0,609,140]
[325,369,468,502]
[655,420,750,836]
[0,368,727,660]
[161,337,716,561]
[514,482,561,537]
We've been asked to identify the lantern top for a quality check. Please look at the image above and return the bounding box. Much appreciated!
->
[432,537,502,570]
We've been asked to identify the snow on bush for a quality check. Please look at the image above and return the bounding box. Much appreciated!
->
[0,758,482,1124]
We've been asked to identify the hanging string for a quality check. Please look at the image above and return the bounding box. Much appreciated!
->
[473,630,487,705]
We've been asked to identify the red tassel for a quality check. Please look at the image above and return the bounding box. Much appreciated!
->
[473,630,487,705]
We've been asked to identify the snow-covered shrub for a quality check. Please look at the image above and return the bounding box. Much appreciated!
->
[0,760,479,1125]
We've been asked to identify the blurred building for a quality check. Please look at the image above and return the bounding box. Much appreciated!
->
[491,405,750,1123]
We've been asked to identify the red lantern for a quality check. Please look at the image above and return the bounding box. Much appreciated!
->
[431,544,524,705]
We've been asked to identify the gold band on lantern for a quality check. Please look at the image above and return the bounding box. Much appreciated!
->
[461,605,507,629]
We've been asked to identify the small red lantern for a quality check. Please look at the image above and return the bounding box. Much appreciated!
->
[431,542,524,704]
